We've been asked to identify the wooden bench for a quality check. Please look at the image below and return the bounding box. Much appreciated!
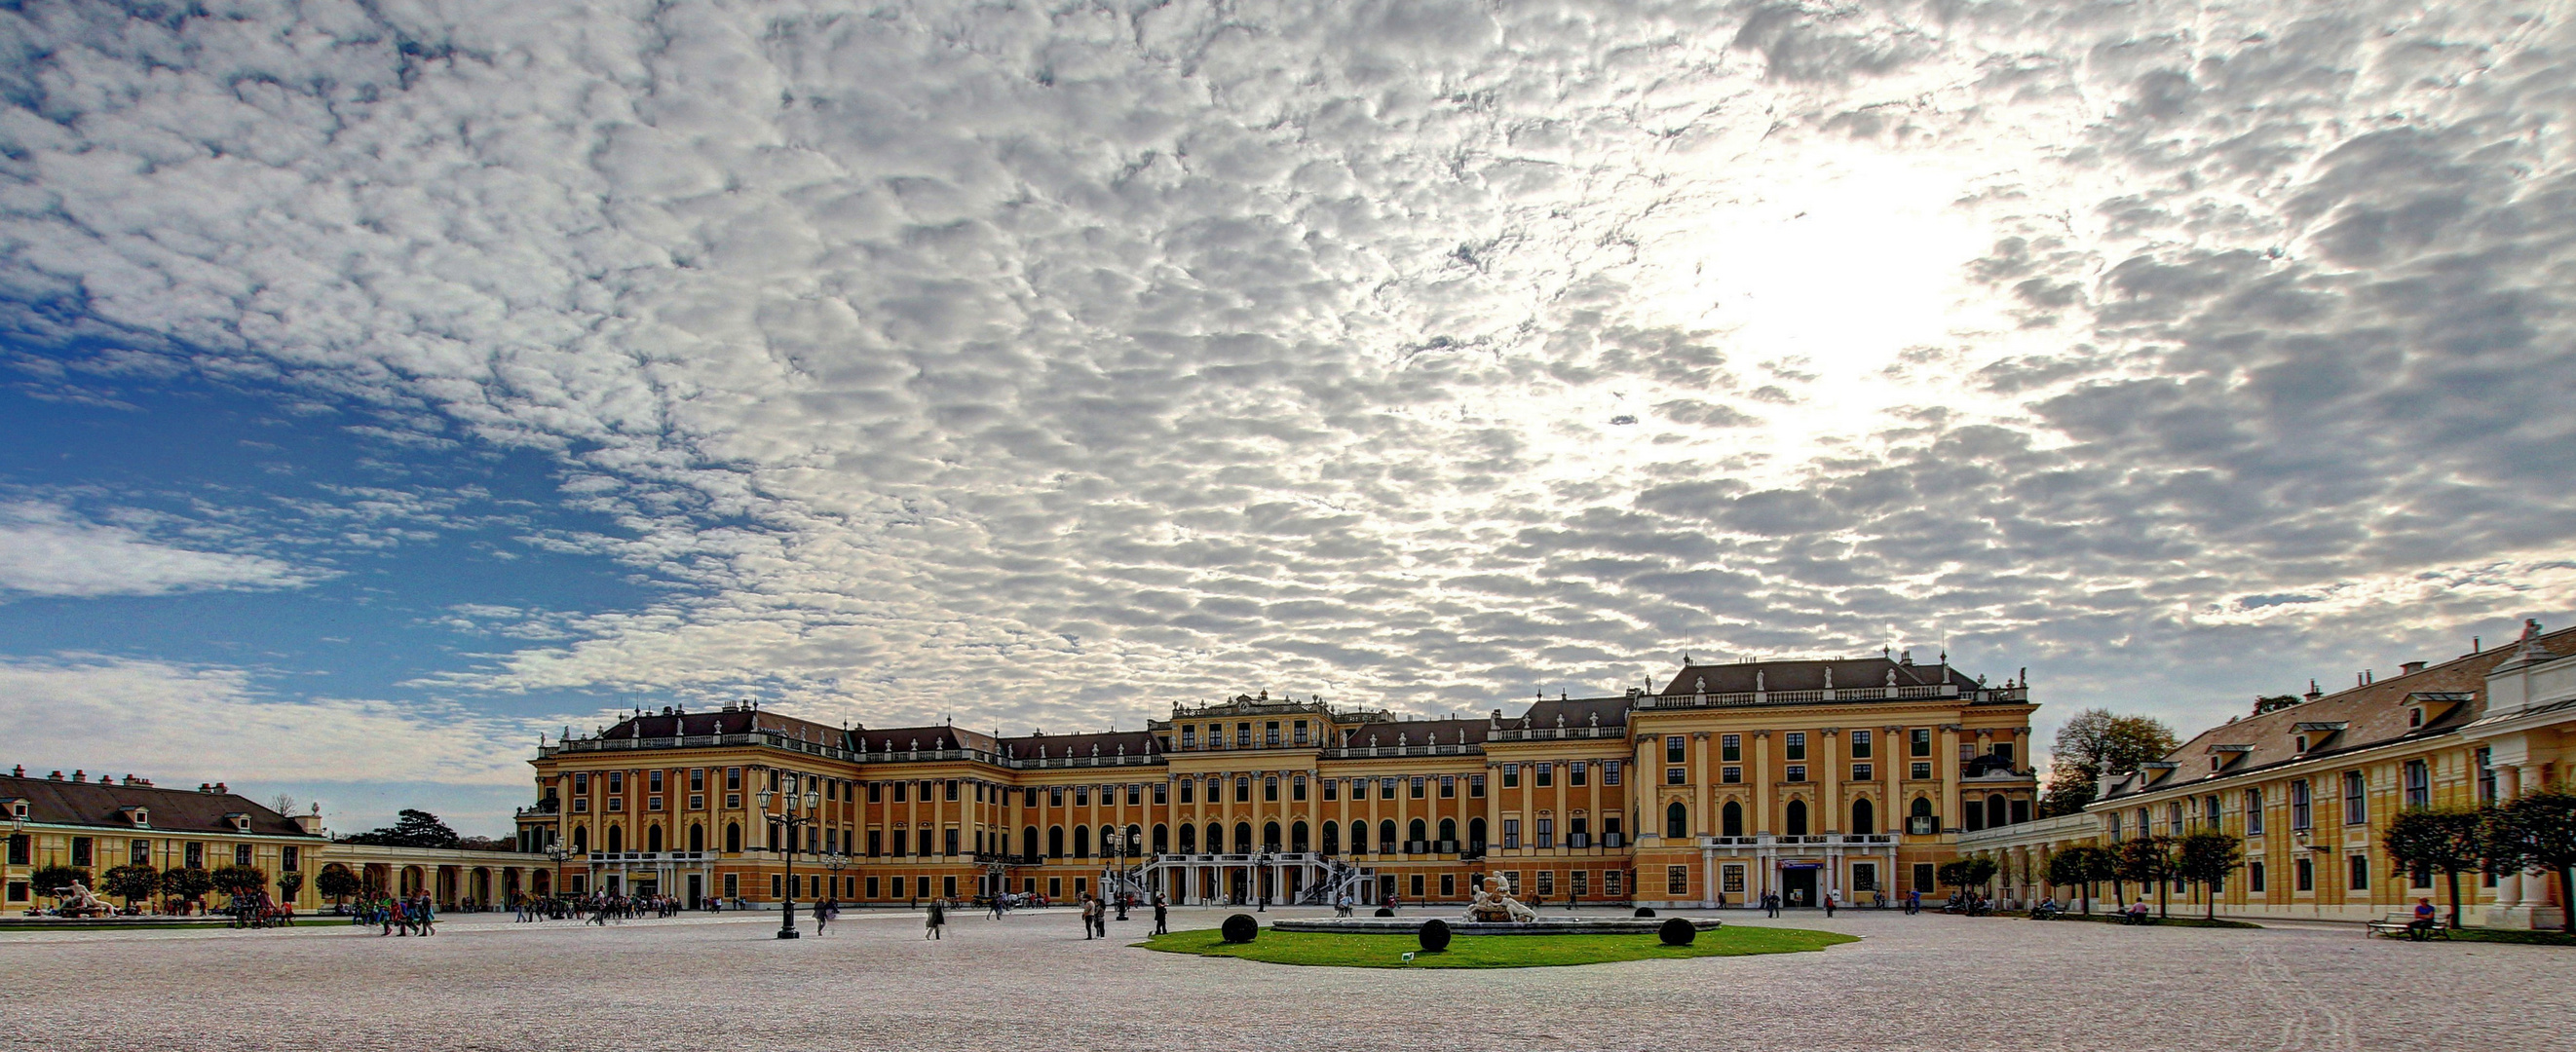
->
[2366,912,2448,939]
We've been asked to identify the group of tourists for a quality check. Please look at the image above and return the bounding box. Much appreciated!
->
[350,891,438,935]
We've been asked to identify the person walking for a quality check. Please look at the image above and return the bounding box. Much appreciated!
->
[1093,895,1109,939]
[814,897,833,936]
[1763,891,1780,919]
[1080,895,1097,939]
[1824,889,1838,918]
[927,897,946,940]
[1152,892,1169,936]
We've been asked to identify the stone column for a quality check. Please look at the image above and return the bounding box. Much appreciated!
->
[1822,728,1841,835]
[1753,733,1773,836]
[2519,766,2549,910]
[1938,726,1962,830]
[1693,732,1711,835]
[2496,766,2523,909]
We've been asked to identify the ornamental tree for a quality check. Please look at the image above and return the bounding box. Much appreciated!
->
[277,870,305,905]
[100,864,161,909]
[31,865,91,903]
[2046,845,2109,914]
[2039,710,2180,817]
[2383,807,2488,930]
[161,866,213,912]
[314,866,361,906]
[2487,787,2576,934]
[2117,835,2179,919]
[210,864,267,906]
[2174,832,2245,920]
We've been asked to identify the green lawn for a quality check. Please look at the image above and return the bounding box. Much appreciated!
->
[1138,923,1857,968]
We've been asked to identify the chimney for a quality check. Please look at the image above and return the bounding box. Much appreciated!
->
[50,770,65,781]
[290,810,323,836]
[2399,660,2427,675]
[9,765,20,777]
[73,769,84,781]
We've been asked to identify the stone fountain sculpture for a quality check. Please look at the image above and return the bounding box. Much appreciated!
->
[1465,874,1537,923]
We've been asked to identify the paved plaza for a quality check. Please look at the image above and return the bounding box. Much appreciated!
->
[4,907,2569,1051]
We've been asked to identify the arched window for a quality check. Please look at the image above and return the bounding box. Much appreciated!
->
[688,824,704,853]
[574,826,589,853]
[1990,795,2010,829]
[1722,800,1744,838]
[724,822,739,853]
[606,825,624,853]
[1320,822,1339,855]
[1127,823,1142,855]
[1785,799,1808,837]
[1263,822,1281,850]
[1234,822,1254,853]
[1350,821,1369,854]
[646,824,663,853]
[1852,798,1875,836]
[1911,797,1934,835]
[1667,802,1689,839]
[1022,826,1039,858]
[1178,824,1196,853]
[1407,818,1426,846]
[1437,817,1457,845]
[1378,819,1397,852]
[1290,821,1310,852]
[1152,823,1168,854]
[1207,823,1225,853]
[1074,826,1090,858]
[1467,817,1487,850]
[1048,825,1065,858]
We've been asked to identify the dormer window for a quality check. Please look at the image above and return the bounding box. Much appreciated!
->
[7,801,24,820]
[120,806,149,827]
[2294,735,2309,752]
[2408,708,2423,728]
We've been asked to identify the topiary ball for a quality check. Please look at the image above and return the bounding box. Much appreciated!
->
[1658,917,1696,946]
[1418,918,1452,953]
[1633,907,1657,918]
[1220,914,1259,944]
[1373,907,1395,918]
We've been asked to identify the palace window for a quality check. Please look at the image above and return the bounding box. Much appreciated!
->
[1722,766,1741,784]
[185,842,204,869]
[2249,861,2265,892]
[2205,795,2221,829]
[1267,721,1281,747]
[1911,729,1932,757]
[1911,762,1932,780]
[1668,865,1690,895]
[650,770,663,793]
[1852,764,1873,781]
[609,772,624,793]
[1049,787,1064,808]
[1181,726,1196,748]
[726,768,741,790]
[574,798,589,812]
[1410,776,1426,799]
[1604,870,1622,896]
[1668,767,1686,785]
[1265,776,1278,803]
[1320,778,1338,801]
[1501,764,1520,789]
[1721,734,1741,762]
[2348,853,2370,891]
[1991,742,2016,766]
[1380,777,1398,799]
[647,796,663,812]
[1293,777,1307,802]
[1535,817,1555,849]
[1237,777,1253,803]
[1852,862,1876,892]
[1666,735,1686,764]
[867,782,883,803]
[725,793,739,809]
[893,781,908,804]
[1785,765,1806,783]
[1535,871,1555,896]
[2342,770,2367,825]
[2295,857,2314,892]
[1570,763,1588,787]
[2244,787,2265,835]
[1236,723,1252,747]
[690,769,705,791]
[234,844,252,867]
[1534,764,1553,788]
[1154,782,1167,804]
[1572,871,1589,896]
[1178,779,1194,804]
[575,772,589,793]
[1785,733,1806,761]
[1724,865,1746,894]
[1439,775,1456,799]
[2477,748,2497,804]
[1468,774,1485,798]
[949,780,962,803]
[1075,786,1090,807]
[1604,762,1621,786]
[1294,720,1308,745]
[1502,819,1521,850]
[1851,730,1873,759]
[2403,760,2430,808]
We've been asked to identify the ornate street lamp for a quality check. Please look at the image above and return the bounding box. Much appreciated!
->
[822,852,849,905]
[757,784,822,939]
[547,846,569,912]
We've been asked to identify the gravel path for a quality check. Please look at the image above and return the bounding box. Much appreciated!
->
[4,906,2567,1051]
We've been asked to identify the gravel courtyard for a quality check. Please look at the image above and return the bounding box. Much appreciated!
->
[4,906,2567,1051]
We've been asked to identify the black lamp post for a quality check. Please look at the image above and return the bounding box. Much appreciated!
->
[758,785,821,939]
[822,852,849,907]
[546,846,568,912]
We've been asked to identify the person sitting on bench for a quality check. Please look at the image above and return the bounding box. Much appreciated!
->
[2408,897,2439,941]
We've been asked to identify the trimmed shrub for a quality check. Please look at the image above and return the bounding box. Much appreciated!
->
[1373,907,1395,918]
[1658,917,1696,946]
[1419,918,1452,953]
[1220,914,1259,944]
[1633,907,1656,918]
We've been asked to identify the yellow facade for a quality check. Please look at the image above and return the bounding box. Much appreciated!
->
[520,655,2038,909]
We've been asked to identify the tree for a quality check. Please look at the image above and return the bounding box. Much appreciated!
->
[31,865,91,902]
[100,864,161,909]
[2487,787,2576,934]
[1959,856,1997,894]
[162,866,214,913]
[2046,845,2109,914]
[314,865,362,907]
[269,792,298,818]
[277,870,306,905]
[2174,832,2245,920]
[339,808,461,848]
[2117,835,2179,919]
[2384,807,2488,930]
[2039,710,2180,817]
[209,864,267,905]
[2252,695,2301,716]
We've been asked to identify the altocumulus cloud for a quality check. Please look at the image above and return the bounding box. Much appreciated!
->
[0,0,2571,750]
[0,501,310,596]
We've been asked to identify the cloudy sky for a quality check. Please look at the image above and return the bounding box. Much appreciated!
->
[2,0,2570,836]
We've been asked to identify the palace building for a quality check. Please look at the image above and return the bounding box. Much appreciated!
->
[2,769,554,913]
[516,652,2039,910]
[1957,620,2576,928]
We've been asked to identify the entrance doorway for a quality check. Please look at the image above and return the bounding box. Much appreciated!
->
[1229,869,1248,904]
[687,874,702,908]
[1781,866,1818,907]
[1378,874,1396,902]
